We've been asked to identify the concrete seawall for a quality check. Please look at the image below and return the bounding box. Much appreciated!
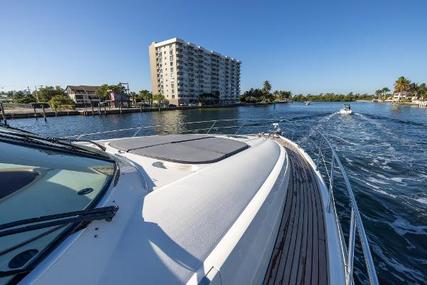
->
[3,104,244,120]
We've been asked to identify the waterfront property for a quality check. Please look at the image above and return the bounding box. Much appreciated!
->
[149,38,241,106]
[66,85,100,107]
[392,91,410,101]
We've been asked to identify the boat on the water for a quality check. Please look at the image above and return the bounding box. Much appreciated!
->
[0,120,378,285]
[339,104,353,115]
[305,101,311,105]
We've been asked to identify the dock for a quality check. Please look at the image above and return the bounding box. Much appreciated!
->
[0,104,242,120]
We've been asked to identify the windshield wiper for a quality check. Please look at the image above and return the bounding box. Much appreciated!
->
[0,206,118,238]
[61,138,106,151]
[1,123,108,155]
[0,206,118,278]
[0,131,107,160]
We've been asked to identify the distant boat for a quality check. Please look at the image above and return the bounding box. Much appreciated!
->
[339,104,353,115]
[305,101,311,105]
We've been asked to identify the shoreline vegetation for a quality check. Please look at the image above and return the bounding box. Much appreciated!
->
[1,77,427,120]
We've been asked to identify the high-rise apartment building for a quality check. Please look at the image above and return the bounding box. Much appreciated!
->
[149,38,240,105]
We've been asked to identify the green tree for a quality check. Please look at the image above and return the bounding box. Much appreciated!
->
[240,88,264,103]
[109,84,126,95]
[138,90,153,106]
[381,87,390,101]
[49,94,76,110]
[95,84,111,101]
[262,80,272,96]
[394,76,411,93]
[95,84,126,102]
[273,90,292,101]
[129,91,137,106]
[34,86,65,102]
[152,93,165,110]
[12,91,36,104]
[418,83,427,100]
[292,93,374,102]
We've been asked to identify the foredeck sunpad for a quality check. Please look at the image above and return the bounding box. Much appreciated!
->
[110,135,249,164]
[109,134,211,151]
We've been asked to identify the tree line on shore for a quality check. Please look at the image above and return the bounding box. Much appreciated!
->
[240,81,292,103]
[3,86,76,110]
[240,80,373,103]
[0,84,168,110]
[375,76,427,101]
[292,93,373,102]
[2,84,228,109]
[241,76,427,104]
[3,76,426,109]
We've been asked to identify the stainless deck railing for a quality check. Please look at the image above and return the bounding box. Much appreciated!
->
[65,118,379,284]
[303,127,379,285]
[65,118,286,140]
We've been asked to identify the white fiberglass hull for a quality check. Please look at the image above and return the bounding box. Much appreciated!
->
[21,135,291,285]
[339,109,352,115]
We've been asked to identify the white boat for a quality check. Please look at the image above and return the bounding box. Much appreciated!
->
[339,104,353,115]
[305,101,311,105]
[0,120,378,285]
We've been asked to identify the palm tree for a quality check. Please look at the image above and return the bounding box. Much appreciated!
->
[419,83,427,101]
[152,93,165,111]
[375,89,382,99]
[409,83,419,98]
[138,90,152,106]
[394,76,411,93]
[381,87,390,101]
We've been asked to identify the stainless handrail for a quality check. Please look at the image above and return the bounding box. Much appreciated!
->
[63,117,379,284]
[64,118,282,139]
[310,128,379,285]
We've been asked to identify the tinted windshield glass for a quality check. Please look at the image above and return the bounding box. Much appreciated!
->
[0,139,115,284]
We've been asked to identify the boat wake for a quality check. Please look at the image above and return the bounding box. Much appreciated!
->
[301,111,427,284]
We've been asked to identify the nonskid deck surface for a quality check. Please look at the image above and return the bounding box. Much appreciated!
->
[263,141,328,285]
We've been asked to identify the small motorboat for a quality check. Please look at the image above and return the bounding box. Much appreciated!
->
[305,101,311,106]
[340,104,353,115]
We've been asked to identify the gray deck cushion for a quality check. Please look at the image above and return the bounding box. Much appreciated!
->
[110,135,249,164]
[109,134,211,151]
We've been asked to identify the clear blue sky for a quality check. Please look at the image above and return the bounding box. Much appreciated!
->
[1,0,426,94]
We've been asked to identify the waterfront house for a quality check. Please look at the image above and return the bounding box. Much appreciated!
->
[392,91,410,101]
[108,91,130,108]
[411,96,419,102]
[66,85,100,107]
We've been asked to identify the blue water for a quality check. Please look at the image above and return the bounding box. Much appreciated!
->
[8,102,427,284]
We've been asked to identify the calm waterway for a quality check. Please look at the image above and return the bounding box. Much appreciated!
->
[9,102,427,284]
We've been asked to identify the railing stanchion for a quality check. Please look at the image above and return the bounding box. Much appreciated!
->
[133,127,143,137]
[327,156,335,212]
[347,209,356,285]
[0,102,7,125]
[207,120,217,134]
